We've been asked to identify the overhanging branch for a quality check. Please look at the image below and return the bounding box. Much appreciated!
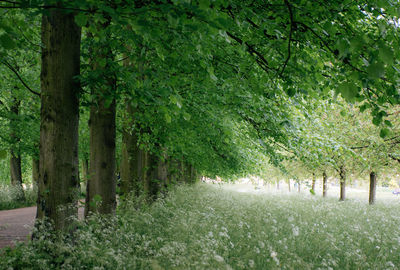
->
[1,60,40,97]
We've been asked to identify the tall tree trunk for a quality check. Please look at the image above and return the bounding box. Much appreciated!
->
[369,171,377,205]
[9,95,24,201]
[32,157,39,186]
[322,171,327,197]
[10,153,24,200]
[142,150,161,200]
[311,173,316,191]
[81,158,89,183]
[85,18,117,216]
[288,179,291,192]
[189,164,196,183]
[339,166,346,201]
[120,104,140,196]
[298,181,301,193]
[141,150,150,195]
[85,98,116,216]
[157,153,168,190]
[36,8,81,232]
[81,158,88,196]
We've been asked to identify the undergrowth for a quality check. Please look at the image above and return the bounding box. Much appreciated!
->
[0,185,37,210]
[1,183,400,269]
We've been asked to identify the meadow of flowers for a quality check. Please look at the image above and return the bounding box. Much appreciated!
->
[1,183,400,269]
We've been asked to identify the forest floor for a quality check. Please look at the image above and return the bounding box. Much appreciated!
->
[1,184,400,269]
[0,206,84,249]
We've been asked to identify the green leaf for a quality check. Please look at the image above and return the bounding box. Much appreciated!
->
[0,34,16,50]
[337,82,358,101]
[183,112,191,121]
[199,0,210,9]
[0,150,7,160]
[379,127,390,138]
[359,103,369,112]
[349,36,363,52]
[165,113,171,123]
[367,62,385,79]
[104,98,113,108]
[74,13,88,27]
[207,67,218,81]
[384,120,393,127]
[379,45,394,64]
[287,88,296,97]
[93,194,102,202]
[372,116,382,126]
[336,38,350,58]
[98,58,107,68]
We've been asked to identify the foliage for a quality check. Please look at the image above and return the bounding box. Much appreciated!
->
[0,0,400,180]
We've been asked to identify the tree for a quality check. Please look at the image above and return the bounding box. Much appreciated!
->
[36,6,81,231]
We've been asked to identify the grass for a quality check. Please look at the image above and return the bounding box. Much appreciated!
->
[0,184,37,210]
[1,183,400,269]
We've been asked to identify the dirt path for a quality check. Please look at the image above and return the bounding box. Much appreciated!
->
[0,206,84,249]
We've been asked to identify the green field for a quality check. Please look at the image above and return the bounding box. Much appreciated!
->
[2,183,400,269]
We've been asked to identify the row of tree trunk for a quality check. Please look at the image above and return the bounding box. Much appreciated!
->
[30,6,200,232]
[282,168,377,205]
[321,169,377,205]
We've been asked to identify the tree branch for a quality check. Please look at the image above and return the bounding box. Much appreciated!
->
[226,31,274,73]
[280,0,294,76]
[1,60,40,97]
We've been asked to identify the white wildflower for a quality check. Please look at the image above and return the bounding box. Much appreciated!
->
[214,255,224,262]
[292,226,299,236]
[249,259,255,268]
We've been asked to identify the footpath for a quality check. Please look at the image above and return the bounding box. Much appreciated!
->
[0,206,36,249]
[0,206,84,249]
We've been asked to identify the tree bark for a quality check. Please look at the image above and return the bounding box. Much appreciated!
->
[322,171,327,197]
[84,17,117,216]
[10,152,24,199]
[142,150,161,200]
[81,158,89,183]
[311,173,316,191]
[36,8,81,232]
[339,166,346,201]
[85,98,116,216]
[369,171,377,205]
[120,104,140,196]
[157,153,168,189]
[32,157,39,186]
[288,179,291,192]
[81,158,88,196]
[9,94,24,201]
[189,164,196,183]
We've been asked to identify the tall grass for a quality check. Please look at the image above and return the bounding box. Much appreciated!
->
[0,185,37,210]
[1,183,400,269]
